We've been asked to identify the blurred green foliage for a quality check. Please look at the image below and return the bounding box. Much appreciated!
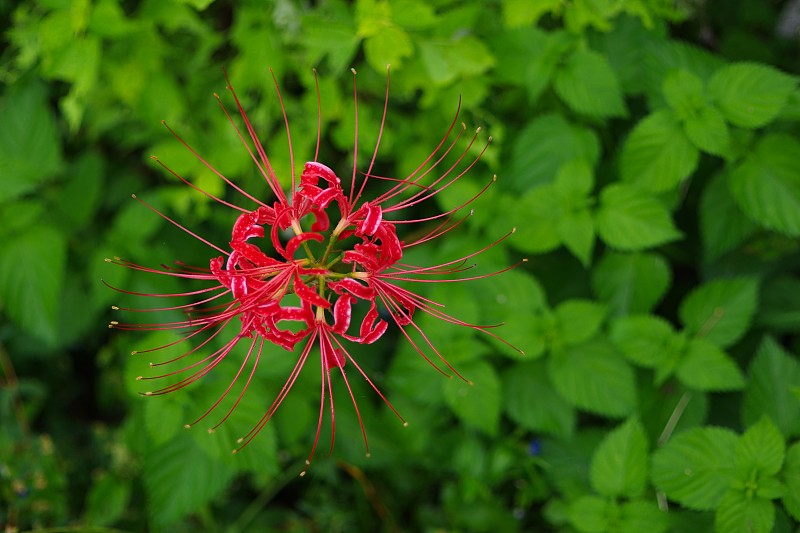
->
[1,0,800,531]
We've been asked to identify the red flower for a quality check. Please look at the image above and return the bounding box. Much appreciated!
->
[107,68,522,473]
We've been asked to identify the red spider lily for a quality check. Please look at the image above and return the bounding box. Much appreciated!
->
[106,67,523,473]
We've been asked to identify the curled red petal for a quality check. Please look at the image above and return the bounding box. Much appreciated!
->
[358,202,382,236]
[285,232,323,259]
[293,273,330,308]
[329,277,374,300]
[332,293,354,334]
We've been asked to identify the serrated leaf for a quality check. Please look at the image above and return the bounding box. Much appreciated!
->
[557,209,595,267]
[567,495,609,533]
[553,48,626,118]
[144,394,184,445]
[679,277,758,348]
[662,69,705,117]
[502,361,575,438]
[590,418,648,498]
[700,171,758,260]
[715,489,775,533]
[554,299,607,346]
[609,314,678,369]
[507,186,562,253]
[391,0,436,29]
[144,433,236,526]
[783,442,800,521]
[728,134,800,236]
[676,338,745,391]
[509,114,600,193]
[618,500,670,533]
[591,251,671,316]
[0,225,66,345]
[548,338,636,418]
[620,110,699,192]
[684,106,731,157]
[443,360,501,436]
[363,24,413,71]
[0,80,63,202]
[651,426,738,510]
[736,416,785,477]
[596,184,682,250]
[708,62,796,129]
[743,337,800,438]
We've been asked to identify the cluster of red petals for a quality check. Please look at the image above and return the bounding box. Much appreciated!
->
[106,68,522,473]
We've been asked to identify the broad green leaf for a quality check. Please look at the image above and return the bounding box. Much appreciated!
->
[0,225,66,345]
[736,416,785,478]
[743,337,800,438]
[591,252,671,316]
[506,185,562,253]
[548,339,636,418]
[144,433,236,526]
[553,48,626,118]
[82,472,131,527]
[708,62,796,129]
[619,110,699,192]
[590,418,648,498]
[728,134,800,236]
[759,278,800,333]
[783,442,800,521]
[596,184,682,250]
[502,361,575,439]
[715,489,775,533]
[678,277,758,348]
[54,151,104,230]
[443,360,501,436]
[684,106,731,157]
[618,500,670,533]
[419,36,494,85]
[0,80,63,202]
[676,338,745,391]
[700,171,758,260]
[554,159,595,198]
[557,209,595,266]
[609,314,678,369]
[652,426,738,510]
[391,0,437,29]
[144,394,184,445]
[363,25,413,71]
[509,114,600,192]
[662,69,705,117]
[502,0,560,27]
[554,299,607,346]
[567,495,609,533]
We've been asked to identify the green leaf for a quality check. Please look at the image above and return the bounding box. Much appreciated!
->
[596,184,682,250]
[391,0,437,29]
[144,433,236,526]
[783,442,800,521]
[83,472,131,527]
[502,0,560,27]
[0,80,63,202]
[662,69,705,117]
[715,489,775,533]
[591,252,671,316]
[553,48,626,118]
[684,106,731,157]
[548,338,636,418]
[0,225,66,345]
[144,394,185,445]
[554,299,607,346]
[509,114,600,193]
[502,361,575,439]
[676,338,745,392]
[728,134,800,236]
[590,417,648,498]
[736,416,785,478]
[507,185,562,254]
[678,277,758,348]
[618,500,670,533]
[708,62,796,129]
[363,25,413,71]
[700,171,758,260]
[743,337,800,438]
[567,495,609,533]
[620,110,699,192]
[558,209,595,266]
[419,36,494,85]
[609,314,678,369]
[651,426,738,510]
[443,360,501,436]
[54,151,104,230]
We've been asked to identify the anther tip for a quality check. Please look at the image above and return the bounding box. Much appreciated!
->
[403,422,409,427]
[305,460,311,465]
[150,155,158,160]
[232,449,238,455]
[237,437,244,444]
[131,193,137,199]
[111,306,119,310]
[135,376,142,381]
[208,428,215,434]
[160,120,166,125]
[476,126,482,133]
[467,380,475,386]
[522,258,529,262]
[144,391,153,396]
[366,452,371,458]
[131,350,138,355]
[512,227,517,233]
[351,67,357,75]
[184,424,191,429]
[104,258,111,262]
[149,362,154,368]
[300,471,307,477]
[488,136,493,142]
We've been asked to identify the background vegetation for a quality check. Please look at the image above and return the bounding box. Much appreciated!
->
[2,0,800,531]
